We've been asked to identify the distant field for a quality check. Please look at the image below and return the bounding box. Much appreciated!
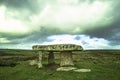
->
[0,49,120,80]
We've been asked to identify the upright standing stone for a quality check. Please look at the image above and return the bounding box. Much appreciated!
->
[38,51,43,68]
[60,51,74,66]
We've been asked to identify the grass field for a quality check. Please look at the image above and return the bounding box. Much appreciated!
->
[0,49,120,80]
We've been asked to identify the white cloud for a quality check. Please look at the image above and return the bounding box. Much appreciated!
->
[113,45,120,49]
[41,34,113,49]
[0,38,12,43]
[0,5,41,36]
[0,6,31,35]
[37,0,114,33]
[42,35,82,45]
[0,0,115,35]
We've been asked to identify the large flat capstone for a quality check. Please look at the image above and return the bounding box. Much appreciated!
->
[32,44,83,51]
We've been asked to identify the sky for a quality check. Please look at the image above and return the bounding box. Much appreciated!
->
[0,0,120,50]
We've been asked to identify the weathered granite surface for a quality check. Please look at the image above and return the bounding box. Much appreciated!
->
[32,44,83,51]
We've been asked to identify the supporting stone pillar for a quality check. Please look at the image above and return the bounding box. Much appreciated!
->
[60,51,74,66]
[38,51,43,68]
[48,52,55,65]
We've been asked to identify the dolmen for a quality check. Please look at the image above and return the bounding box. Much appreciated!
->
[32,44,83,70]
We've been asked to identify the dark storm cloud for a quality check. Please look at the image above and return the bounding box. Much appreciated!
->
[82,0,120,43]
[17,26,64,43]
[0,27,55,44]
[0,0,39,13]
[0,0,120,49]
[84,22,120,39]
[84,12,120,39]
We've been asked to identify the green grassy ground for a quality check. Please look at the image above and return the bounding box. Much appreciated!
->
[0,49,120,80]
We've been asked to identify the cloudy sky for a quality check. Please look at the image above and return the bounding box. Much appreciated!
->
[0,0,120,50]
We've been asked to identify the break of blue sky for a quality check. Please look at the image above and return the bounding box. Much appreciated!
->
[0,0,120,50]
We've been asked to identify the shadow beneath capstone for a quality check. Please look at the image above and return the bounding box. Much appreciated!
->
[44,63,60,70]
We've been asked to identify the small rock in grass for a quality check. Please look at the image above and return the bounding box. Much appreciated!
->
[56,67,77,71]
[73,69,91,72]
[29,60,38,66]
